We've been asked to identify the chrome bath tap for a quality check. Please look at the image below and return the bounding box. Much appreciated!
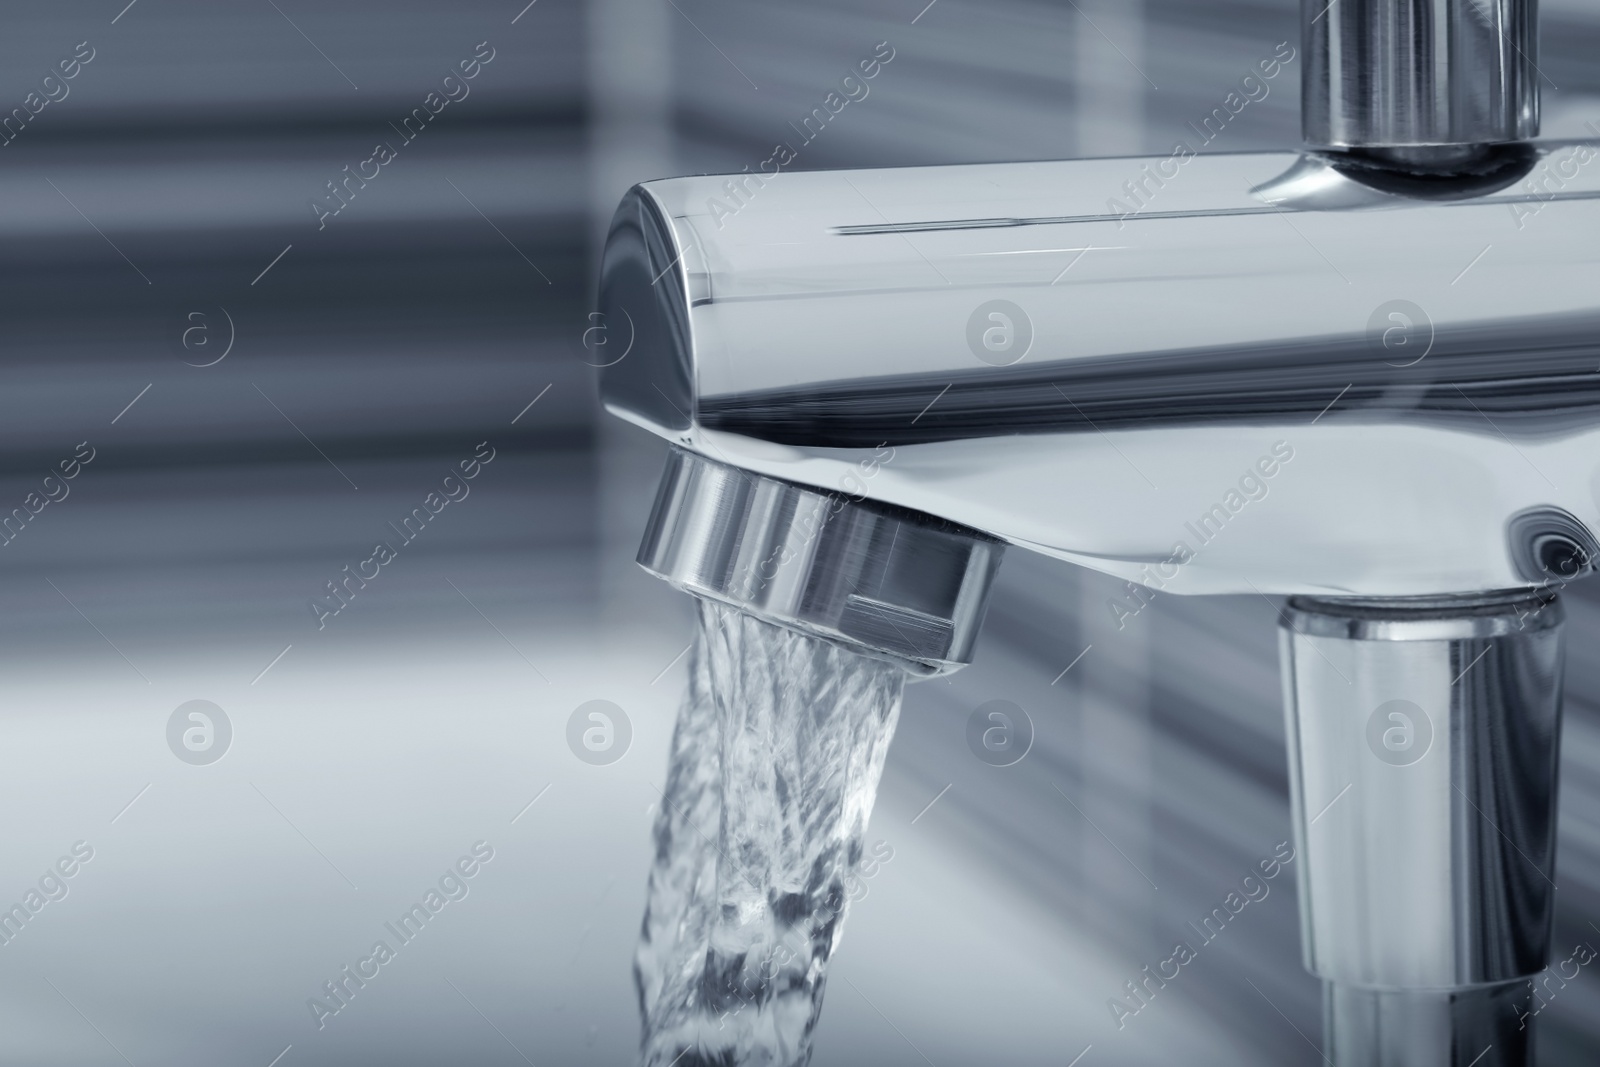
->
[598,1,1590,1062]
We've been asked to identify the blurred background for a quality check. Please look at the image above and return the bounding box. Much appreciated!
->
[0,0,1597,1063]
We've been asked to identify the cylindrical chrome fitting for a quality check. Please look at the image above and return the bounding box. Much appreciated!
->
[1324,982,1532,1065]
[1280,592,1565,1066]
[1303,0,1539,149]
[636,448,1004,676]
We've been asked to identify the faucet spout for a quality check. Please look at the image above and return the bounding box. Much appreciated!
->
[637,448,1003,676]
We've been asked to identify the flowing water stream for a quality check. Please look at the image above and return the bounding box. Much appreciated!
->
[636,599,908,1066]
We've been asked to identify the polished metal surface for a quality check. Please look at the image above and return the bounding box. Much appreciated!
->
[1303,0,1539,149]
[636,448,1004,675]
[1285,590,1567,640]
[593,1,1597,1062]
[1281,593,1565,1064]
[598,144,1600,597]
[1324,982,1533,1067]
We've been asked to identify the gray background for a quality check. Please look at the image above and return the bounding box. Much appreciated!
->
[0,1,1597,1064]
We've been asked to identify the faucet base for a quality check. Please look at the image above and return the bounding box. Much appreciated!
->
[1280,592,1565,1065]
[1325,981,1532,1067]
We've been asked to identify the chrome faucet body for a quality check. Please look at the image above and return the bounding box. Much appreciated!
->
[601,145,1600,600]
[601,1,1584,1062]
